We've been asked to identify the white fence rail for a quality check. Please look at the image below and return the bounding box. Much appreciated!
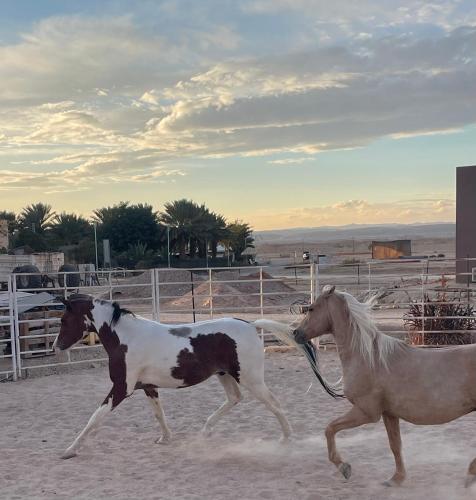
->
[1,259,475,381]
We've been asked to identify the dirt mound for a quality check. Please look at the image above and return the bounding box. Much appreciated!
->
[103,268,307,313]
[167,281,253,311]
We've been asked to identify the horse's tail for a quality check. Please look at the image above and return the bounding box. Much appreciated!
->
[252,319,344,399]
[252,319,295,340]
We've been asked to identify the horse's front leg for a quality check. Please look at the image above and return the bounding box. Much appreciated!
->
[143,386,172,444]
[382,413,406,486]
[61,386,126,459]
[325,405,377,479]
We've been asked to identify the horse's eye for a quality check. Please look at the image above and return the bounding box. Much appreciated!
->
[308,307,314,312]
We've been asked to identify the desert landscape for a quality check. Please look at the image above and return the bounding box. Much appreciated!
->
[2,349,476,500]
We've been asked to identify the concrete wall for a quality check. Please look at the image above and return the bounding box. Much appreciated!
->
[456,165,476,283]
[371,240,412,259]
[0,220,8,250]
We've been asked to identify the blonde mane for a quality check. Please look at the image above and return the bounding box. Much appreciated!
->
[337,291,404,369]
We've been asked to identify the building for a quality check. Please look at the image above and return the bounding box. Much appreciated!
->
[371,240,412,260]
[456,165,476,284]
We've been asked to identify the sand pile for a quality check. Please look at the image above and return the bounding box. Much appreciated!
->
[103,269,307,313]
[166,270,307,312]
[167,281,253,311]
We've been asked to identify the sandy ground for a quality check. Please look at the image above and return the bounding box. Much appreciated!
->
[1,350,476,500]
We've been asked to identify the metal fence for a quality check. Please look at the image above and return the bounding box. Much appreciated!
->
[0,265,313,380]
[1,259,475,381]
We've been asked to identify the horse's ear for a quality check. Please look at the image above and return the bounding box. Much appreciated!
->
[322,285,336,295]
[56,296,70,309]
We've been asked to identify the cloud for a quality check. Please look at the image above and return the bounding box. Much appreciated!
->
[240,0,476,32]
[139,26,476,157]
[1,8,476,201]
[268,157,315,165]
[139,91,160,106]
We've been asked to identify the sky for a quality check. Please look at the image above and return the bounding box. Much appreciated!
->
[1,0,475,230]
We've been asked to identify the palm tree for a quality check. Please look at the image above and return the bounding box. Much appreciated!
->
[226,221,254,261]
[0,210,18,234]
[197,210,229,259]
[159,199,204,258]
[92,202,161,253]
[50,213,92,246]
[18,203,56,234]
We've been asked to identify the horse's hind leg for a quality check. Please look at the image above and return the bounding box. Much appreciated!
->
[202,374,242,435]
[143,386,172,444]
[61,387,125,459]
[325,405,375,480]
[382,413,406,486]
[465,458,476,488]
[241,379,291,441]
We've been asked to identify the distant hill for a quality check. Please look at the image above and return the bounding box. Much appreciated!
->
[255,223,455,243]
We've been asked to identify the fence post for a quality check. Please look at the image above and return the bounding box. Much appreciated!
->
[259,267,264,319]
[8,275,18,381]
[257,267,264,342]
[155,269,161,321]
[11,275,22,379]
[208,268,214,319]
[310,264,314,302]
[421,272,426,346]
[151,269,157,321]
[367,262,372,293]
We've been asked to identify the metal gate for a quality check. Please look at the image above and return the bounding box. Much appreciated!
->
[0,277,17,381]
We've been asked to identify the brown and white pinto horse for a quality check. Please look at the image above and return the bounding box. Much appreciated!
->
[54,294,291,459]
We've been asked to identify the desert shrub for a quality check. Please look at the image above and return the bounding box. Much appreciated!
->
[404,292,475,345]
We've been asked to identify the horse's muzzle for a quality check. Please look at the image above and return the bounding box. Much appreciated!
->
[293,328,306,345]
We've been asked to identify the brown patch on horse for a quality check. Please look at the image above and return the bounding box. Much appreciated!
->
[97,322,128,408]
[171,333,240,387]
[168,326,192,337]
[136,383,159,399]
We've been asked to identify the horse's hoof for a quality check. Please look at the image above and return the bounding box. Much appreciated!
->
[155,435,171,445]
[61,450,77,460]
[200,427,212,438]
[465,474,476,488]
[383,476,404,487]
[339,462,352,480]
[279,435,291,444]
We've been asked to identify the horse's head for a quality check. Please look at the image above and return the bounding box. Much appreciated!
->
[54,294,96,351]
[293,285,336,344]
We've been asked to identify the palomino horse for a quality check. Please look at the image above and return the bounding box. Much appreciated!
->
[54,294,291,459]
[293,285,476,487]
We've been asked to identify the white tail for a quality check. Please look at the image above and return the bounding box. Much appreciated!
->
[252,319,298,347]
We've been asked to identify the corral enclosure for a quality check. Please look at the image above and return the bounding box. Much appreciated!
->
[1,257,476,380]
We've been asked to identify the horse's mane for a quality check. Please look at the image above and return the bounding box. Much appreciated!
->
[338,291,405,369]
[65,294,134,326]
[110,301,135,326]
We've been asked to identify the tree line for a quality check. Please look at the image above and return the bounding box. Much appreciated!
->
[0,200,254,268]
